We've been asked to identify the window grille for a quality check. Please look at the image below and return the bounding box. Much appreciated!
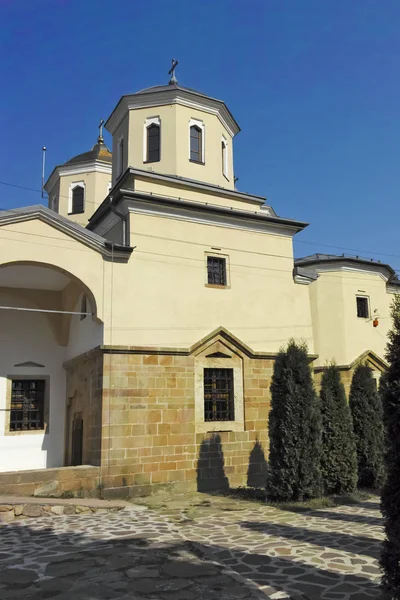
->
[204,368,234,422]
[147,124,160,162]
[207,256,226,286]
[10,380,45,431]
[356,296,369,318]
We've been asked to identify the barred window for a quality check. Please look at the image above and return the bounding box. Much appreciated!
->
[207,256,226,286]
[147,123,160,162]
[10,380,45,431]
[204,368,234,422]
[356,296,369,318]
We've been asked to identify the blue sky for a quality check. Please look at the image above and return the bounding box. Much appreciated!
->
[1,0,400,265]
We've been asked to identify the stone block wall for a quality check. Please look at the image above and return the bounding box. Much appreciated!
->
[98,351,272,498]
[0,465,101,497]
[64,349,104,466]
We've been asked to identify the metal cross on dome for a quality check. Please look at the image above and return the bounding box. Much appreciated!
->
[168,59,179,85]
[98,118,105,142]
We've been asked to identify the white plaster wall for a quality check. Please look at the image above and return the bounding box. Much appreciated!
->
[0,294,66,472]
[66,294,104,361]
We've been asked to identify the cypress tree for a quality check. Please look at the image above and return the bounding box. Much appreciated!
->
[381,295,400,598]
[349,364,385,490]
[267,340,322,502]
[320,365,358,495]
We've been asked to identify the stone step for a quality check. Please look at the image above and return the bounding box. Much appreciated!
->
[0,495,129,522]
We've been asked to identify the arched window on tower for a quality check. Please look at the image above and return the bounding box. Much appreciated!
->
[146,123,160,162]
[190,125,203,163]
[117,137,124,177]
[71,185,85,214]
[221,138,228,178]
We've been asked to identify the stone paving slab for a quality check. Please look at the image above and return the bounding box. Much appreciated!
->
[134,492,384,600]
[0,495,128,507]
[0,492,385,600]
[0,505,264,600]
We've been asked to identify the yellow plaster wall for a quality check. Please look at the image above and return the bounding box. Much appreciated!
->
[57,171,111,226]
[133,177,263,212]
[98,212,315,352]
[124,103,235,189]
[309,269,394,366]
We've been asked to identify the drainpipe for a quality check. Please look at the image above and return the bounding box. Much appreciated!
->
[109,196,127,246]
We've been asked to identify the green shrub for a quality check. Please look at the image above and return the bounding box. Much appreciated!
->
[267,340,322,501]
[380,295,400,597]
[349,364,385,489]
[320,365,357,495]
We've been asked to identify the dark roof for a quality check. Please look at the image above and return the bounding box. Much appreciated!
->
[135,83,217,100]
[106,82,240,136]
[66,139,112,165]
[295,253,397,278]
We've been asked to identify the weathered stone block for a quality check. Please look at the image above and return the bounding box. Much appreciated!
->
[50,505,64,515]
[22,505,43,517]
[0,509,14,522]
[33,480,59,497]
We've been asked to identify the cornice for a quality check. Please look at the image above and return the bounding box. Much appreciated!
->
[130,167,267,206]
[0,205,132,261]
[125,195,305,237]
[106,89,240,138]
[45,160,112,193]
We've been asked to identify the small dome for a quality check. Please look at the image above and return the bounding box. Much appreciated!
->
[66,139,112,166]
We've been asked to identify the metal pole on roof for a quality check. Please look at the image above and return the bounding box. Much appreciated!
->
[41,146,46,199]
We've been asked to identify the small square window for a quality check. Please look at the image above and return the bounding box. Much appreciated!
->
[204,368,234,422]
[356,296,369,318]
[10,380,45,431]
[207,256,226,286]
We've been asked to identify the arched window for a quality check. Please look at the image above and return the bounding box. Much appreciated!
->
[117,137,124,177]
[221,139,228,178]
[146,123,160,162]
[71,186,84,214]
[190,125,203,163]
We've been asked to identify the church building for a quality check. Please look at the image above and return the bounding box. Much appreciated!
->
[0,66,397,497]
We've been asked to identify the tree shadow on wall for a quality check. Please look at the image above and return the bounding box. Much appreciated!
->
[246,438,268,489]
[196,433,229,493]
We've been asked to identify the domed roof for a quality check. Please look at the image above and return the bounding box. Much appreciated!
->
[134,82,214,101]
[66,137,112,166]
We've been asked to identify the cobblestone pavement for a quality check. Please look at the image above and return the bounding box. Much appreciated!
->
[0,494,383,600]
[0,504,262,600]
[137,494,383,600]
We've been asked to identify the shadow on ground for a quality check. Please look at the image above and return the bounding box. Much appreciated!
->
[241,520,381,561]
[0,513,383,600]
[0,519,260,600]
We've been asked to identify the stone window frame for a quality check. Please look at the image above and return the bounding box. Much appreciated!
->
[204,251,231,289]
[195,349,244,433]
[4,375,50,436]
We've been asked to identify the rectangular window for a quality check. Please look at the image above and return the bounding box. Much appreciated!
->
[10,379,45,431]
[204,368,234,422]
[356,296,369,318]
[207,256,226,286]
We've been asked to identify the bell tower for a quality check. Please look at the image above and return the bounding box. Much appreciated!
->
[44,124,112,226]
[105,63,240,189]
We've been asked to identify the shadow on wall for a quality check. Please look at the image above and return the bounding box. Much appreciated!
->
[196,433,229,493]
[247,439,268,489]
[196,434,268,493]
